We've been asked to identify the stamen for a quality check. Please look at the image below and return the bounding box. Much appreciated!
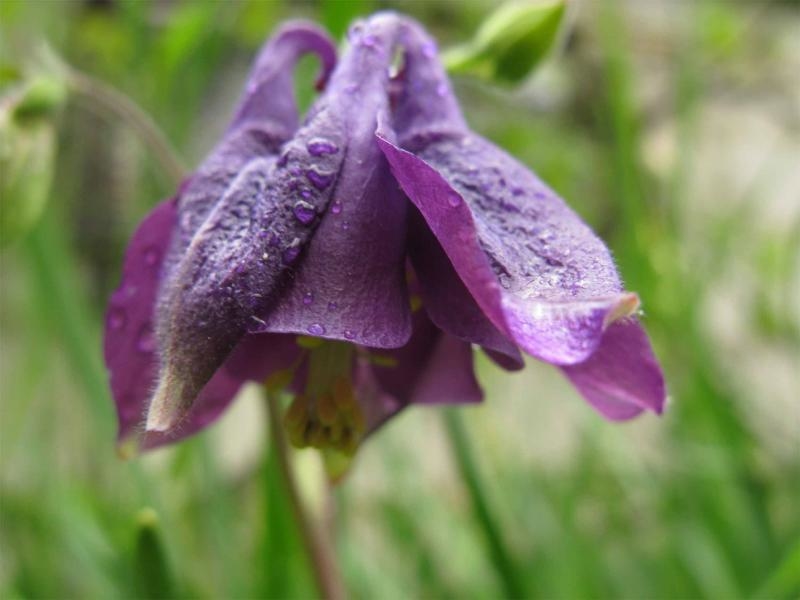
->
[284,342,366,455]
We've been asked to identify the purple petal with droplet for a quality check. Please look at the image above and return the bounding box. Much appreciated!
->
[254,15,412,349]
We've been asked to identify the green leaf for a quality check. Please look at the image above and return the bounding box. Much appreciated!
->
[0,104,56,247]
[442,0,567,84]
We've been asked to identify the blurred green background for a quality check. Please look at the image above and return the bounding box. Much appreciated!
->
[1,0,799,598]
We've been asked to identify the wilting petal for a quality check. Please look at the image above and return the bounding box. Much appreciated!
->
[254,15,412,348]
[560,320,666,420]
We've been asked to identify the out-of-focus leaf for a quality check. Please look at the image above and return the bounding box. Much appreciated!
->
[0,76,66,246]
[442,0,567,84]
[134,508,176,600]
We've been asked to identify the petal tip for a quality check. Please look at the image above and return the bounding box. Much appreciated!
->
[603,292,640,329]
[144,374,187,434]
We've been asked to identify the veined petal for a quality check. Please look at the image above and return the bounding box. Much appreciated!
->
[253,14,412,348]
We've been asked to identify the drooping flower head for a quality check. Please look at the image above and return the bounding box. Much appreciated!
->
[104,13,665,457]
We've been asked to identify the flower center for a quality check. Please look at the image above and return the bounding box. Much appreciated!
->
[284,341,365,454]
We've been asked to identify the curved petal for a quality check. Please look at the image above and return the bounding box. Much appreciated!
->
[560,320,666,420]
[104,198,305,448]
[171,22,337,260]
[408,207,523,369]
[360,311,483,435]
[378,21,638,367]
[105,199,178,442]
[107,24,337,439]
[253,15,412,349]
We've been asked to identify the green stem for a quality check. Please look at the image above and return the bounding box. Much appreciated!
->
[443,410,525,599]
[65,69,186,186]
[265,388,346,600]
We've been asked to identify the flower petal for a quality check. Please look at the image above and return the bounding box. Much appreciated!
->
[408,207,523,369]
[370,311,483,407]
[378,21,638,366]
[253,15,412,348]
[170,22,337,262]
[560,320,666,420]
[104,197,305,448]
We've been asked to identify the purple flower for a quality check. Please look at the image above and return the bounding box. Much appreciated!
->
[104,14,665,455]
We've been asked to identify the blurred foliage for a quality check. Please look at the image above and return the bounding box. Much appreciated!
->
[442,0,567,83]
[1,0,799,599]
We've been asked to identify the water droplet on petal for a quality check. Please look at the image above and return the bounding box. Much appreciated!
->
[137,324,156,353]
[293,201,316,225]
[305,169,334,190]
[307,139,339,156]
[447,192,462,207]
[341,220,350,230]
[330,200,342,215]
[303,291,314,306]
[282,238,302,265]
[343,329,356,340]
[108,308,126,330]
[307,323,326,336]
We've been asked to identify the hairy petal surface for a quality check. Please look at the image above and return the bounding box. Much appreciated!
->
[106,23,337,436]
[254,15,412,348]
[377,18,665,417]
[103,196,306,447]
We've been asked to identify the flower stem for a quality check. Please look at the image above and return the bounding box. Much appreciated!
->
[65,69,187,186]
[265,388,346,600]
[442,410,526,599]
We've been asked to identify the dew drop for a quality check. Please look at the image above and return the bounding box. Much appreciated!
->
[307,323,326,336]
[305,168,334,190]
[330,200,342,215]
[108,308,126,330]
[343,329,356,340]
[282,238,302,265]
[293,201,316,225]
[342,220,351,230]
[447,192,462,207]
[300,188,312,199]
[137,324,156,353]
[303,291,314,306]
[307,139,339,156]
